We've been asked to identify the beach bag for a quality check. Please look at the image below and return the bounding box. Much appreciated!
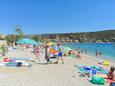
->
[3,58,10,62]
[103,61,110,66]
[90,76,105,85]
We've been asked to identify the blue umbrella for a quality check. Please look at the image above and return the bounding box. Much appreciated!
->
[16,38,38,45]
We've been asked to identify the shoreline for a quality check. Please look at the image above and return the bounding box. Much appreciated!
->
[81,53,115,64]
[64,43,115,62]
[80,54,115,67]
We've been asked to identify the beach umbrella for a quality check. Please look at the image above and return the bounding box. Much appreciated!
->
[50,48,56,55]
[16,38,38,45]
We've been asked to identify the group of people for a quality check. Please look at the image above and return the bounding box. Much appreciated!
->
[45,43,64,64]
[96,50,102,57]
[33,43,64,64]
[33,43,115,85]
[68,50,81,59]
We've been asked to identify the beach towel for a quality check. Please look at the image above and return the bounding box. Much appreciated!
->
[15,60,32,67]
[0,62,5,66]
[97,74,108,78]
[91,66,109,74]
[90,69,97,75]
[5,62,22,67]
[9,57,33,61]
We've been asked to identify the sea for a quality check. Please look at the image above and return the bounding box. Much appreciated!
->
[64,43,115,61]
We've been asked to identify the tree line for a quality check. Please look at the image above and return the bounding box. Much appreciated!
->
[6,27,115,44]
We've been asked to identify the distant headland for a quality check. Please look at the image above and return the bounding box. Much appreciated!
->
[25,30,115,43]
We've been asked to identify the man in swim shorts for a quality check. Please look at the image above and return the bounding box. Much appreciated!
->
[45,44,51,63]
[55,44,64,64]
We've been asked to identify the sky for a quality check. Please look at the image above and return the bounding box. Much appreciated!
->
[0,0,115,34]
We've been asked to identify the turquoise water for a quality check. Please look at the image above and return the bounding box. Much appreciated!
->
[64,43,115,60]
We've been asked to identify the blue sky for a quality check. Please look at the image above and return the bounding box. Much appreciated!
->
[0,0,115,34]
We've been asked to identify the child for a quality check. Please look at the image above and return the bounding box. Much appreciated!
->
[34,46,40,61]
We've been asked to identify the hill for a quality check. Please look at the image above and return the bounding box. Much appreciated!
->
[26,30,115,43]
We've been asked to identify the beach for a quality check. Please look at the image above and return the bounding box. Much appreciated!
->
[0,47,114,86]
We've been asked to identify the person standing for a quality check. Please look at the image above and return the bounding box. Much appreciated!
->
[55,44,64,64]
[99,51,102,57]
[34,46,40,62]
[45,45,50,63]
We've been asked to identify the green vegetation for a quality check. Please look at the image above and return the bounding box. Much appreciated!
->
[0,44,8,56]
[5,25,24,46]
[6,29,115,43]
[14,25,24,41]
[26,30,115,43]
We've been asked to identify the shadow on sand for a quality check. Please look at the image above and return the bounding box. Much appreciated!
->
[35,62,57,65]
